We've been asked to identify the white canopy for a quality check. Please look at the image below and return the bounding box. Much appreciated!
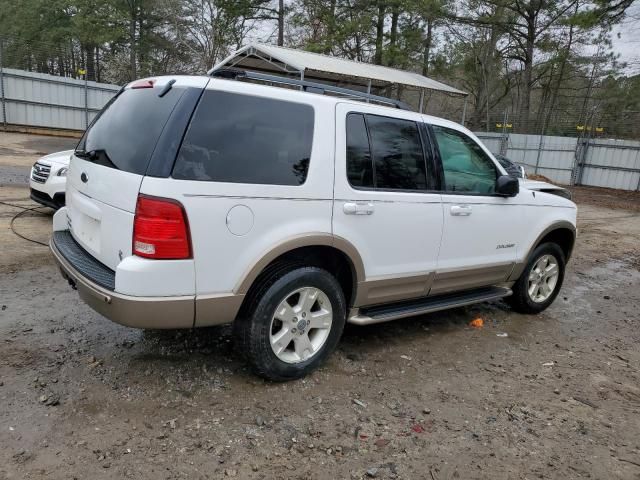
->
[210,43,468,98]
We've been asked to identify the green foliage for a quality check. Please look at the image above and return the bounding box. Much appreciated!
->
[0,0,637,136]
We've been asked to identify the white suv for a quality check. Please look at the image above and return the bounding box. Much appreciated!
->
[30,150,73,209]
[50,74,577,380]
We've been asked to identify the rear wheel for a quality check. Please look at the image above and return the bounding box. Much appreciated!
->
[507,242,565,314]
[234,266,346,381]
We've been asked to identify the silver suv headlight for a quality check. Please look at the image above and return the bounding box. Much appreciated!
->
[56,167,68,177]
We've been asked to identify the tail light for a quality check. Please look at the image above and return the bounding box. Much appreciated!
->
[133,195,191,259]
[131,79,156,89]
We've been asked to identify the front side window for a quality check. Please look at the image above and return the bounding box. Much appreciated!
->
[173,91,314,185]
[345,113,427,191]
[432,125,497,194]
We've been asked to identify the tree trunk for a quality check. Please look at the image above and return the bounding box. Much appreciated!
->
[95,46,101,83]
[374,3,385,65]
[388,4,399,67]
[129,7,137,80]
[85,45,95,81]
[58,55,65,77]
[422,18,433,76]
[544,4,576,131]
[70,40,76,79]
[519,12,536,133]
[278,0,284,46]
[324,0,337,54]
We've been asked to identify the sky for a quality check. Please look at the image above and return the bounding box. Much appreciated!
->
[610,3,640,74]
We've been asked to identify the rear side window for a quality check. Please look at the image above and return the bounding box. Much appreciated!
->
[346,114,374,188]
[76,87,184,175]
[368,116,427,190]
[346,113,428,191]
[173,91,314,185]
[432,125,497,194]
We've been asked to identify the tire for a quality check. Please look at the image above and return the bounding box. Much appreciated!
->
[507,242,566,314]
[234,265,347,381]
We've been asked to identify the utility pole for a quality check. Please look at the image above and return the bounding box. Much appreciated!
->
[0,38,6,130]
[278,0,284,46]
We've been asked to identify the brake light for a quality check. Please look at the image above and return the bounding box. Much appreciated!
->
[131,79,156,89]
[133,195,191,259]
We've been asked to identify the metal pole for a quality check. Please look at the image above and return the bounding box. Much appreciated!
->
[533,115,548,174]
[84,71,89,129]
[576,134,591,186]
[299,70,304,91]
[419,90,424,113]
[366,80,372,103]
[0,38,7,130]
[461,96,467,126]
[501,110,508,156]
[575,108,595,186]
[533,133,544,174]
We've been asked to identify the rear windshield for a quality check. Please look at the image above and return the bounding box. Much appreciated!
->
[172,90,314,185]
[76,86,184,175]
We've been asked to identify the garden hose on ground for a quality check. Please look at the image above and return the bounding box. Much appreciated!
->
[1,199,50,247]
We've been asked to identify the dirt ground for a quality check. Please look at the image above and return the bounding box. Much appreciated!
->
[1,132,640,480]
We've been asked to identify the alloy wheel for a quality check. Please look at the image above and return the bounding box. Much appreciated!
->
[269,287,333,364]
[527,254,560,303]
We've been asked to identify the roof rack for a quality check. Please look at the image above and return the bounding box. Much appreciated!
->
[210,68,412,111]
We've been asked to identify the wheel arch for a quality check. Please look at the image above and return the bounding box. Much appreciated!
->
[508,221,576,281]
[234,234,365,308]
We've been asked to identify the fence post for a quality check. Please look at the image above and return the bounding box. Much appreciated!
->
[0,38,7,130]
[461,96,467,126]
[533,134,545,174]
[84,72,89,129]
[500,110,508,156]
[573,137,590,186]
[533,113,549,175]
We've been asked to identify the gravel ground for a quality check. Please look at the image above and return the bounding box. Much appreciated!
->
[1,133,640,480]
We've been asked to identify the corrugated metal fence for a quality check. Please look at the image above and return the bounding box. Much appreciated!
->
[0,68,638,191]
[475,132,640,191]
[0,68,120,131]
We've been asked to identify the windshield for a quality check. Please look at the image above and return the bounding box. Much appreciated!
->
[496,156,512,169]
[76,86,184,175]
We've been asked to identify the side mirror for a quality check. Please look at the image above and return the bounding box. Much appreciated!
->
[496,175,519,197]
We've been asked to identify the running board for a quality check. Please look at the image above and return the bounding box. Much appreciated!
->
[348,286,512,326]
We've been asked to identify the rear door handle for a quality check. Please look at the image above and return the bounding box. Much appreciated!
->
[343,202,375,215]
[450,205,472,216]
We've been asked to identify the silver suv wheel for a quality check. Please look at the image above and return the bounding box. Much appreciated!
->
[269,287,333,364]
[528,254,560,303]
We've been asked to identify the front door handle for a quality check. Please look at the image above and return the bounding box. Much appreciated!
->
[450,205,472,216]
[343,202,375,215]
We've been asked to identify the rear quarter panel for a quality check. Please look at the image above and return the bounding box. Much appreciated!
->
[139,88,336,296]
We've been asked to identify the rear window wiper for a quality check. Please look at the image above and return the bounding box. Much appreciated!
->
[158,79,176,98]
[75,149,97,160]
[74,149,117,169]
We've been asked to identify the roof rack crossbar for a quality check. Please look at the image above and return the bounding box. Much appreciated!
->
[210,68,412,111]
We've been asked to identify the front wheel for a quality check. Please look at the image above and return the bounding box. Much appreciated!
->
[507,242,566,314]
[234,266,346,381]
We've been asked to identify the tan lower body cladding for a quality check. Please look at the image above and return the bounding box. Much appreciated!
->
[354,263,516,308]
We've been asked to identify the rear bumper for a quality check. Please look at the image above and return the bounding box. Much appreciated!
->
[50,231,195,329]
